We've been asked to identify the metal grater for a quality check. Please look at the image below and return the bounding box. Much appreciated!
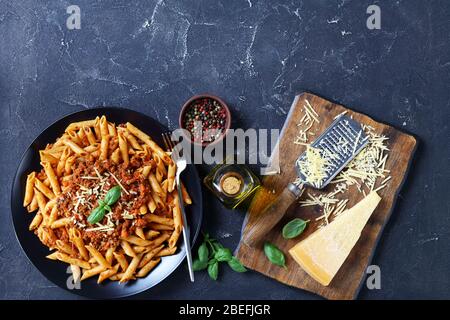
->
[295,115,368,189]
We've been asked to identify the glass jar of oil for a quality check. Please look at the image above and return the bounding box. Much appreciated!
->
[203,162,261,209]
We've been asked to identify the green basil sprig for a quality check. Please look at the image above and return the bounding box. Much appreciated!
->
[192,233,247,280]
[282,218,309,239]
[264,242,287,268]
[87,185,121,224]
[207,260,219,280]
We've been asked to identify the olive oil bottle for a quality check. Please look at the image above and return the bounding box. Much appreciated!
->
[203,162,261,209]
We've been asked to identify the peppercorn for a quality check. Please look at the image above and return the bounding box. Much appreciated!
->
[183,97,227,143]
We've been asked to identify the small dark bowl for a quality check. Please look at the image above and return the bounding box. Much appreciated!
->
[179,94,231,147]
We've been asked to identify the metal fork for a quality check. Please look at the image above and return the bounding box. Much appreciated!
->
[161,132,194,282]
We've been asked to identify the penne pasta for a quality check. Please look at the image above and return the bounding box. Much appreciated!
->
[148,222,174,231]
[111,148,120,164]
[118,131,129,167]
[77,127,86,143]
[34,179,55,200]
[145,230,160,239]
[56,239,76,256]
[81,265,107,281]
[121,235,153,247]
[181,183,192,205]
[86,245,112,269]
[138,245,164,268]
[139,204,147,215]
[135,227,146,240]
[93,117,101,141]
[29,212,43,230]
[99,134,110,161]
[120,128,142,150]
[65,119,97,132]
[148,173,163,196]
[98,264,120,284]
[108,123,117,137]
[51,217,71,229]
[126,122,171,163]
[62,139,87,156]
[23,116,193,283]
[56,147,71,177]
[42,162,61,195]
[147,194,157,213]
[136,258,161,278]
[161,180,169,202]
[120,240,137,258]
[39,151,59,165]
[83,126,97,145]
[168,194,183,248]
[167,164,176,192]
[144,214,174,227]
[156,246,177,257]
[34,189,47,213]
[67,130,82,145]
[141,165,151,178]
[105,246,115,265]
[48,205,58,225]
[113,252,129,271]
[46,251,59,260]
[84,143,99,153]
[99,116,109,137]
[43,198,56,214]
[147,233,170,250]
[23,172,35,207]
[119,253,142,283]
[64,155,76,175]
[27,196,39,212]
[151,191,165,210]
[56,252,91,269]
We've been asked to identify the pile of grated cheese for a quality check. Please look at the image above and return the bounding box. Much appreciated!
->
[294,110,392,226]
[296,146,334,188]
[294,99,319,145]
[71,168,132,233]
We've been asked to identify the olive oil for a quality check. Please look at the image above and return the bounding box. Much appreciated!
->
[203,163,261,209]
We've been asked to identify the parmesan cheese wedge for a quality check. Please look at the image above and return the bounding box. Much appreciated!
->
[289,191,382,286]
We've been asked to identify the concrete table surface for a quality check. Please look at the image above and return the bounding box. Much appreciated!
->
[0,0,449,299]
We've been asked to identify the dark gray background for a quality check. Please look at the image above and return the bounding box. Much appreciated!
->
[1,0,449,299]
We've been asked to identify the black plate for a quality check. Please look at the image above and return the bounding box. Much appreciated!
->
[10,107,203,299]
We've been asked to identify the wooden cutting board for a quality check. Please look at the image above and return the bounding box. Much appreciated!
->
[236,92,417,300]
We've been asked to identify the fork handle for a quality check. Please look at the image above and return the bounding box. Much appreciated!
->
[242,183,304,247]
[177,177,195,282]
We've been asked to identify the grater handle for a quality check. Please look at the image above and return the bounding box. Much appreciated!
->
[242,183,303,248]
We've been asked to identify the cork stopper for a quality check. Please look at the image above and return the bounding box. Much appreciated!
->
[220,172,243,196]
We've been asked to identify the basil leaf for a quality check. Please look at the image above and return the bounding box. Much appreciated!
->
[214,248,232,262]
[198,243,209,263]
[282,218,309,239]
[228,257,247,273]
[193,258,208,271]
[87,206,106,225]
[212,241,223,252]
[104,186,121,205]
[208,258,217,265]
[207,260,219,280]
[264,242,286,268]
